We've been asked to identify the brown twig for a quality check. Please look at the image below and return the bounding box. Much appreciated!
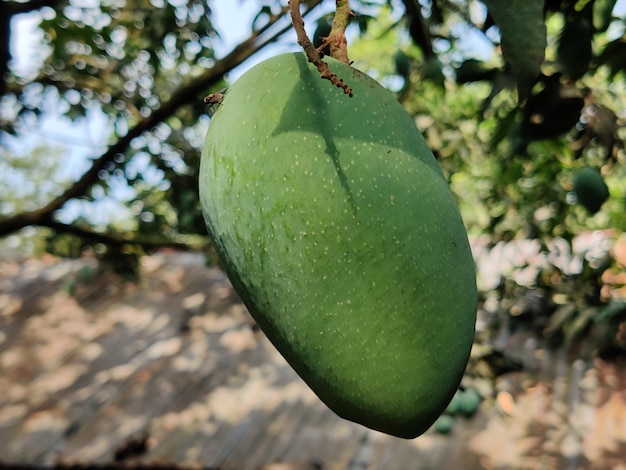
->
[39,217,203,252]
[288,0,353,97]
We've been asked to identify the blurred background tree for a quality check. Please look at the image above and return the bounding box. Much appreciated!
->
[0,0,625,349]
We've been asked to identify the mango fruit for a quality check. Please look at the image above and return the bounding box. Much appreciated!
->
[573,166,609,214]
[434,414,455,435]
[457,388,482,417]
[199,52,477,439]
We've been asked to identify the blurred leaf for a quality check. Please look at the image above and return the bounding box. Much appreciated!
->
[402,0,433,57]
[490,107,520,150]
[421,57,445,88]
[593,301,626,356]
[545,304,578,344]
[478,71,518,117]
[429,0,444,25]
[593,0,618,32]
[352,12,375,35]
[252,5,274,31]
[313,14,333,53]
[393,50,412,78]
[482,0,546,98]
[564,306,597,344]
[595,301,626,323]
[557,7,594,80]
[455,59,499,83]
[595,35,626,78]
[45,232,85,259]
[521,74,584,140]
[100,244,144,282]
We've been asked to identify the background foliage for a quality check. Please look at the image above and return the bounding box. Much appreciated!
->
[1,0,625,351]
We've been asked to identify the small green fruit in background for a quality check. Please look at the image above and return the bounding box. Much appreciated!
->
[200,53,477,439]
[434,414,455,435]
[573,166,609,214]
[457,388,482,417]
[394,50,412,78]
[444,389,462,416]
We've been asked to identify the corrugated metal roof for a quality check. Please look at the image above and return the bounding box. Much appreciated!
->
[0,251,625,469]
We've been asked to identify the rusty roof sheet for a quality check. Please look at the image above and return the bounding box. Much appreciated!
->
[1,251,625,469]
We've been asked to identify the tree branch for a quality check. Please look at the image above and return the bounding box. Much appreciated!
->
[0,2,324,238]
[40,217,203,251]
[289,0,353,96]
[401,0,436,58]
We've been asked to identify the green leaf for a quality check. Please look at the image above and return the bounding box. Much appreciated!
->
[557,10,594,80]
[455,59,498,83]
[564,307,597,345]
[544,304,577,344]
[593,0,618,32]
[252,5,273,31]
[313,14,333,50]
[490,107,520,151]
[356,14,375,34]
[595,301,626,323]
[421,57,446,88]
[595,35,626,79]
[482,0,546,99]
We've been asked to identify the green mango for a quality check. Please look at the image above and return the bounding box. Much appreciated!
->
[434,414,455,435]
[199,53,477,439]
[573,166,610,214]
[457,388,481,417]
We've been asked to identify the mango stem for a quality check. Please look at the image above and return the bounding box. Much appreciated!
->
[327,0,352,64]
[288,0,353,97]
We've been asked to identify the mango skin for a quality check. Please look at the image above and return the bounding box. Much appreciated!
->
[199,53,477,439]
